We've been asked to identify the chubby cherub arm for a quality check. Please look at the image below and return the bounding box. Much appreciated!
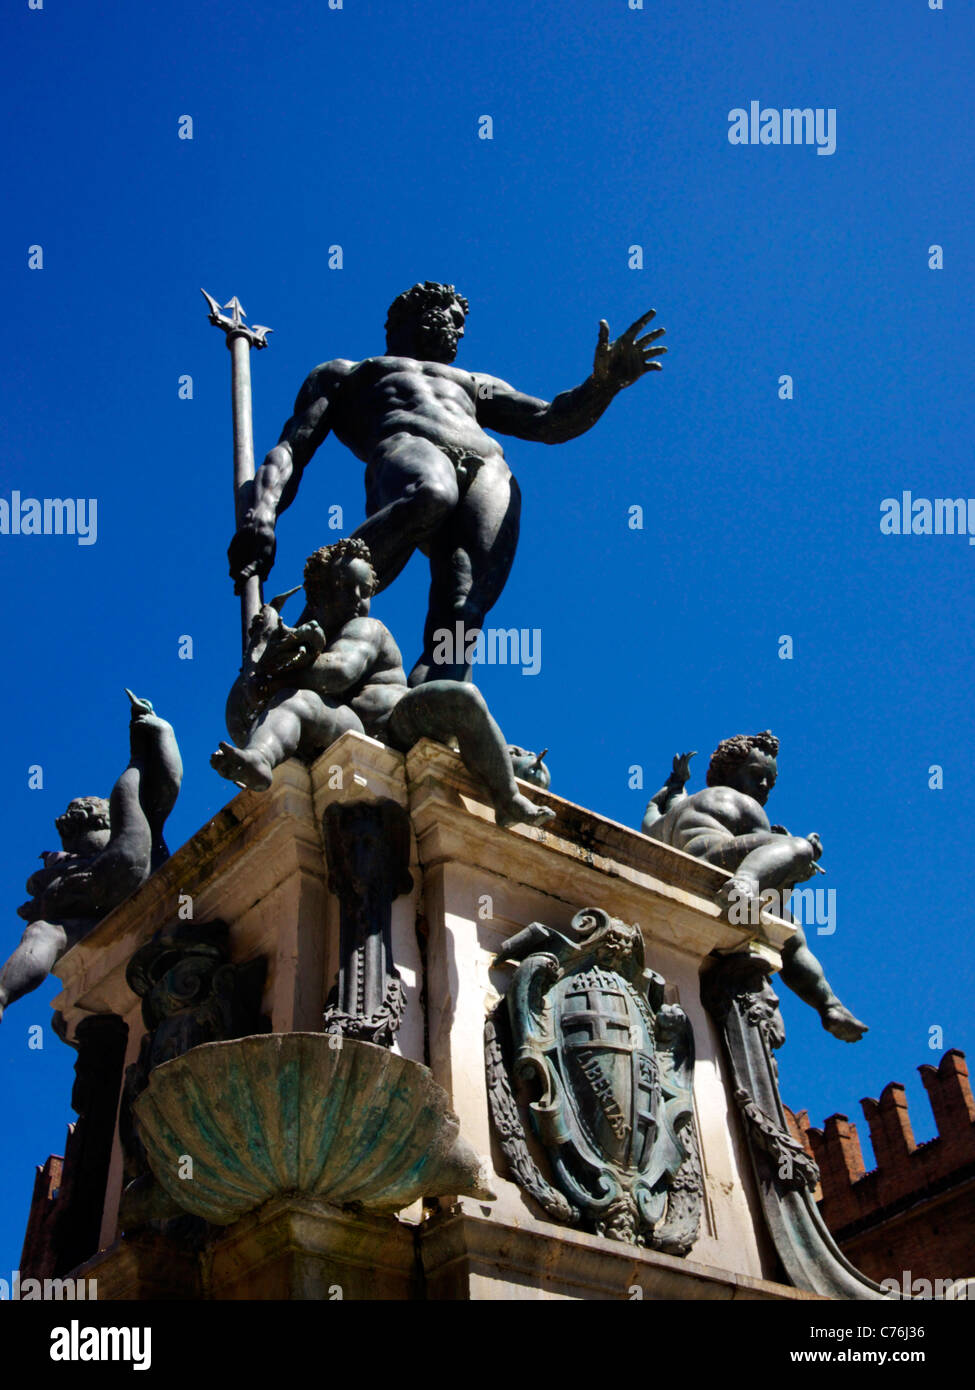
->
[299,621,384,696]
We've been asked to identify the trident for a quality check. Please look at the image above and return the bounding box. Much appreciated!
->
[202,289,273,652]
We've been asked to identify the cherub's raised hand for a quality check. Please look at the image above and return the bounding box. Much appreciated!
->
[593,310,667,389]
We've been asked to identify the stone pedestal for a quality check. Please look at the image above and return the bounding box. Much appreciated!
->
[43,732,857,1300]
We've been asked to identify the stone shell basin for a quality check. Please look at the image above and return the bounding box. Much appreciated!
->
[133,1033,495,1225]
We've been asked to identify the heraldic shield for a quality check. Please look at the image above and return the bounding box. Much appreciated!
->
[485,908,702,1251]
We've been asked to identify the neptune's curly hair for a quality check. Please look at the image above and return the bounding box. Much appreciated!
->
[385,281,469,339]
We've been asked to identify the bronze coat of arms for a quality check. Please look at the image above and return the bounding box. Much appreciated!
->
[486,908,702,1250]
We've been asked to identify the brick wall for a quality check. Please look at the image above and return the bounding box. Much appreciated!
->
[786,1048,975,1288]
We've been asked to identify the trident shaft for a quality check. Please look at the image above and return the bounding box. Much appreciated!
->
[202,289,273,652]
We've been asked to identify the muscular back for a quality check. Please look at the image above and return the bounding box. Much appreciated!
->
[308,357,506,465]
[647,785,770,854]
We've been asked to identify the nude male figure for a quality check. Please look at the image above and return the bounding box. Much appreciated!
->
[227,281,666,685]
[643,732,867,1043]
[212,538,555,831]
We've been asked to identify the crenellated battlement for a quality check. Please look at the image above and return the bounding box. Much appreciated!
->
[786,1050,975,1283]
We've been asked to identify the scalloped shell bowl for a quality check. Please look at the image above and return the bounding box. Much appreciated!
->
[133,1033,494,1225]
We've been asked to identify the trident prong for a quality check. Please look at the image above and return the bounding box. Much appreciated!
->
[201,288,273,350]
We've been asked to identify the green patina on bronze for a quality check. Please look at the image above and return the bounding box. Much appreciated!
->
[487,907,702,1250]
[133,1033,495,1225]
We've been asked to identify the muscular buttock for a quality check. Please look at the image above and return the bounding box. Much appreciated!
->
[363,428,511,507]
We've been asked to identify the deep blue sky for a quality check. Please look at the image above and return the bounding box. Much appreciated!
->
[1,0,972,1273]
